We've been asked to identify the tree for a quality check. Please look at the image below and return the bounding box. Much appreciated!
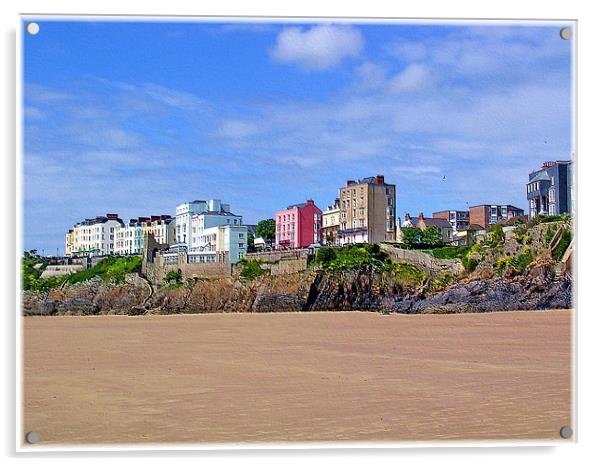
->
[400,227,420,248]
[315,247,337,265]
[247,232,256,252]
[256,219,276,241]
[421,226,442,246]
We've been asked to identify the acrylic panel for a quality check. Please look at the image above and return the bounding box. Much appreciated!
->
[19,15,576,449]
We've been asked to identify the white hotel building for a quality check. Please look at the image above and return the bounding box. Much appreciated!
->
[175,199,247,264]
[114,217,148,256]
[65,214,124,257]
[188,224,248,264]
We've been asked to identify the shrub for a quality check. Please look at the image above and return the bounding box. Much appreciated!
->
[163,269,182,286]
[316,244,390,272]
[314,247,337,266]
[495,247,535,274]
[22,255,142,291]
[552,229,572,261]
[432,273,453,292]
[240,260,269,280]
[461,256,479,273]
[544,224,558,246]
[487,224,505,246]
[431,246,470,260]
[384,262,426,287]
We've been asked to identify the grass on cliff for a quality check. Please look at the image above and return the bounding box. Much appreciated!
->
[495,247,536,275]
[239,259,269,280]
[381,262,426,287]
[22,255,142,291]
[552,229,572,261]
[313,244,391,271]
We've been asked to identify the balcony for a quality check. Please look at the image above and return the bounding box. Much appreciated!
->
[337,226,368,235]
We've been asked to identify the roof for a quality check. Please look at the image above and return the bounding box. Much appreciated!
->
[457,224,486,231]
[432,209,469,215]
[192,210,240,217]
[406,217,452,229]
[529,171,551,183]
[500,215,528,226]
[469,204,524,211]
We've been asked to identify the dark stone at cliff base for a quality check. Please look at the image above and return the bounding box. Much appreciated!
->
[252,293,305,312]
[408,274,572,314]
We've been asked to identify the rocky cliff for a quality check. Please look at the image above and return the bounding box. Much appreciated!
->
[22,260,572,316]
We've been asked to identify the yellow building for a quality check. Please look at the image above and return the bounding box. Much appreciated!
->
[65,230,74,257]
[321,198,341,245]
[338,175,396,244]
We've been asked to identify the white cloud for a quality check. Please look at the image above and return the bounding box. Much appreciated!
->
[355,62,388,90]
[217,120,259,139]
[141,83,208,112]
[24,106,45,120]
[386,41,427,62]
[389,64,433,93]
[271,24,363,70]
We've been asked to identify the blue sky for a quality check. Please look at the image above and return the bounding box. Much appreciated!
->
[22,19,573,254]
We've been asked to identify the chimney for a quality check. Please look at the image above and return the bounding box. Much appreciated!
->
[404,213,410,221]
[307,199,314,206]
[375,175,385,185]
[418,212,424,221]
[347,180,354,186]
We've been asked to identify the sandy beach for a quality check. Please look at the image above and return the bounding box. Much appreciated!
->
[22,310,572,445]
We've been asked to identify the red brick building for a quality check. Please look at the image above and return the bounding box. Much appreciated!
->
[275,200,322,249]
[469,204,524,228]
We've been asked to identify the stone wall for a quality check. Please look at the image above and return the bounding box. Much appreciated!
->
[246,249,309,262]
[40,264,84,278]
[267,258,308,275]
[379,244,464,276]
[144,260,231,284]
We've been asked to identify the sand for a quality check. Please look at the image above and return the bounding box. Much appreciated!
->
[22,310,572,445]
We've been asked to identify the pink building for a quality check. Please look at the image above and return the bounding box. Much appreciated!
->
[275,200,322,249]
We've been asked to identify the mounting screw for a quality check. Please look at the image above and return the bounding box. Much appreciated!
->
[26,22,40,36]
[559,27,572,40]
[559,425,573,439]
[25,431,40,444]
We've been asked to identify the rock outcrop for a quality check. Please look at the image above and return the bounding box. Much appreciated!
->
[22,261,572,317]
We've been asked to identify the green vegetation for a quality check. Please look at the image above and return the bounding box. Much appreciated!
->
[256,219,276,242]
[552,229,572,261]
[163,269,182,287]
[427,246,480,274]
[487,224,505,246]
[400,226,442,248]
[22,254,50,291]
[315,247,337,265]
[382,262,426,287]
[494,247,536,275]
[313,243,390,271]
[526,213,569,229]
[22,255,142,291]
[544,224,558,246]
[512,226,532,245]
[239,259,269,280]
[65,256,142,285]
[432,272,453,292]
[247,232,256,252]
[461,256,480,273]
[430,246,470,260]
